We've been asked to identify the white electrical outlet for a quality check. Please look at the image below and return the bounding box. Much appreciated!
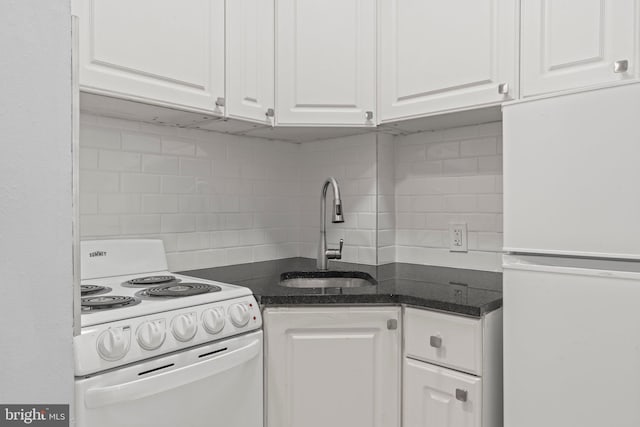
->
[449,223,468,252]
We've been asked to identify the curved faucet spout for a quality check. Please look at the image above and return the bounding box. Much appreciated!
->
[318,177,345,270]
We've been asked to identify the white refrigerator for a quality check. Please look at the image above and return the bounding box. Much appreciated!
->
[503,82,640,427]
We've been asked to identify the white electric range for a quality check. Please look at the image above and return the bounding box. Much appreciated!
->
[74,239,263,427]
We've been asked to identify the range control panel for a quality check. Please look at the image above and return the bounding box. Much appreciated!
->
[74,295,261,376]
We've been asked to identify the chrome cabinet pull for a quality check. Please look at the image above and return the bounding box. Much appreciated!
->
[614,60,629,73]
[265,108,275,117]
[387,319,398,330]
[365,111,373,121]
[215,97,225,107]
[455,389,468,402]
[429,335,442,348]
[498,83,509,95]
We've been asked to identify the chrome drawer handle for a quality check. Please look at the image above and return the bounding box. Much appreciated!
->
[614,60,629,73]
[365,111,373,121]
[455,389,468,402]
[498,82,509,95]
[429,335,442,348]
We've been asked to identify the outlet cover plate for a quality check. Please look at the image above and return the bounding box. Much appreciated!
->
[449,223,468,252]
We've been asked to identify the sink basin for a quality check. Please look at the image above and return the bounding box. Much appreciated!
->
[279,271,377,288]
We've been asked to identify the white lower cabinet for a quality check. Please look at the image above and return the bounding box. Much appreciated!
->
[404,359,482,427]
[264,306,400,427]
[403,307,503,427]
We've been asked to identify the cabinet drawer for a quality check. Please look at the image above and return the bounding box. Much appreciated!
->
[404,308,482,375]
[403,358,481,427]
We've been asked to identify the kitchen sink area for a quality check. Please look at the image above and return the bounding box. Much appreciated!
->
[279,271,377,289]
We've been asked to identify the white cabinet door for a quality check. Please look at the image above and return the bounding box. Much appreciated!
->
[404,358,482,427]
[73,0,225,113]
[521,0,637,97]
[379,0,518,122]
[226,0,275,124]
[275,0,376,126]
[264,307,400,427]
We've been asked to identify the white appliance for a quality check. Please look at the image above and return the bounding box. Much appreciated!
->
[503,83,640,427]
[74,239,263,427]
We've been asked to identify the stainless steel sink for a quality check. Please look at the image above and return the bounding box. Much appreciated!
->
[279,271,377,288]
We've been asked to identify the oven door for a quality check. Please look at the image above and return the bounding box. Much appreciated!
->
[75,331,262,427]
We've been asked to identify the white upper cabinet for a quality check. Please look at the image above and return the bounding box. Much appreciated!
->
[275,0,376,126]
[226,0,275,124]
[379,0,518,123]
[521,0,638,97]
[73,0,225,113]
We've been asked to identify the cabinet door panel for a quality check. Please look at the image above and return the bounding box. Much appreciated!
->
[380,0,517,122]
[226,0,274,124]
[265,307,400,427]
[276,0,376,125]
[404,358,482,427]
[521,0,637,96]
[74,0,224,112]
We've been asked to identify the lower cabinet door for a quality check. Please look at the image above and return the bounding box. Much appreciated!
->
[264,307,400,427]
[403,358,481,427]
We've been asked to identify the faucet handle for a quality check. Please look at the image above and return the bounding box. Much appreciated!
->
[326,239,344,260]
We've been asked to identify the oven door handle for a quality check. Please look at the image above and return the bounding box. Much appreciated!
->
[84,337,261,409]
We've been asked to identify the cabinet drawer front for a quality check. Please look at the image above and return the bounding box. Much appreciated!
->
[405,308,482,374]
[403,358,481,427]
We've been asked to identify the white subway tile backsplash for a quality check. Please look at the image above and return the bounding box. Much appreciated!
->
[460,137,497,157]
[161,214,196,233]
[443,158,478,175]
[79,148,98,170]
[98,194,141,214]
[80,215,119,236]
[162,138,196,157]
[426,141,459,160]
[121,173,161,193]
[162,176,196,194]
[120,215,162,235]
[142,154,179,174]
[98,150,141,172]
[122,132,162,153]
[142,195,179,213]
[81,171,119,193]
[478,156,503,173]
[80,194,98,215]
[176,232,210,251]
[180,158,211,177]
[80,126,121,149]
[444,195,477,212]
[80,115,502,271]
[394,122,503,271]
[179,195,209,213]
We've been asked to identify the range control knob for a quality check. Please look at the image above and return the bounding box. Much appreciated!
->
[136,320,166,350]
[202,308,225,335]
[229,303,251,328]
[97,327,131,361]
[171,313,197,342]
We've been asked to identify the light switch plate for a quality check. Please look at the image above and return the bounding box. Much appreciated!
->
[449,223,468,252]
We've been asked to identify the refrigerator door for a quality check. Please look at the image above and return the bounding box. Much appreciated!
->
[503,255,640,427]
[503,83,640,259]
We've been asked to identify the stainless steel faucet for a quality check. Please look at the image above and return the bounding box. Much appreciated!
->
[317,177,344,270]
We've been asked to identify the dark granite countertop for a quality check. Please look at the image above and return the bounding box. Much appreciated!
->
[181,258,502,317]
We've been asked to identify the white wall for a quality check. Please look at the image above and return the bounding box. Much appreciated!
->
[0,0,74,403]
[393,122,503,271]
[79,117,378,270]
